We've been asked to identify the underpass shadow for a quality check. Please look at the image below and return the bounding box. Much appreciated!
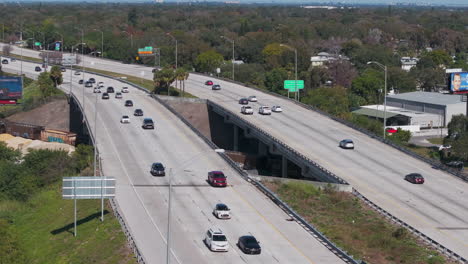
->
[50,210,109,235]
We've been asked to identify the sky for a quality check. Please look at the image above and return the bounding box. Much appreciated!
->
[8,0,468,6]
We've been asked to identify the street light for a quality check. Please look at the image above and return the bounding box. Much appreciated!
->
[221,36,235,81]
[93,29,104,58]
[280,44,298,101]
[166,32,177,69]
[367,61,388,139]
[121,30,133,48]
[166,148,225,264]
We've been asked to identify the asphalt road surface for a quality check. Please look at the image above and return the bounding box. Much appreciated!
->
[2,59,345,264]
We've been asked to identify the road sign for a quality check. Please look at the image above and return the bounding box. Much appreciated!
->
[138,46,154,56]
[54,42,61,51]
[62,177,115,199]
[34,42,41,46]
[284,80,304,91]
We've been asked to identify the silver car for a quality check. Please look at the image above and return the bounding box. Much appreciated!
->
[339,139,354,149]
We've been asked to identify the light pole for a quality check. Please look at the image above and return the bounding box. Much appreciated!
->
[166,32,177,69]
[93,29,104,58]
[367,61,388,139]
[166,148,225,264]
[121,30,133,48]
[221,36,235,81]
[280,44,298,101]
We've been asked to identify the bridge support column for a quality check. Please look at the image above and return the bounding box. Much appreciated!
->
[258,141,268,156]
[282,156,288,178]
[233,126,239,151]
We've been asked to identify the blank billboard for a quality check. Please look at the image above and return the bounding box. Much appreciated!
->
[450,72,468,94]
[0,76,22,100]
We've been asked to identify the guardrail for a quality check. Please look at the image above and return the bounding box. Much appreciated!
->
[15,57,466,263]
[69,92,147,264]
[194,72,468,183]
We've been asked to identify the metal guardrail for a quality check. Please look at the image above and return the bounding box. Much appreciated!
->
[69,93,147,264]
[194,72,468,183]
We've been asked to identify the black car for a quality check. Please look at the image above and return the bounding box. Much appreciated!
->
[1,59,8,64]
[78,79,84,84]
[134,109,143,116]
[125,100,133,107]
[88,78,96,83]
[101,93,110,100]
[238,98,249,105]
[85,81,93,88]
[237,236,261,254]
[107,87,115,93]
[142,118,154,129]
[35,66,42,72]
[212,84,221,90]
[60,67,66,72]
[405,173,424,184]
[150,162,165,176]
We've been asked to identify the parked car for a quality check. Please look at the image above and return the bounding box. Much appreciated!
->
[237,235,261,255]
[444,161,464,171]
[78,79,84,84]
[134,109,144,116]
[208,171,227,187]
[405,173,425,184]
[115,92,123,99]
[339,139,354,149]
[125,100,133,107]
[85,81,93,88]
[1,59,8,64]
[205,227,229,252]
[121,87,129,93]
[212,84,221,90]
[107,87,115,93]
[88,78,96,83]
[205,80,214,85]
[93,87,101,93]
[213,203,231,219]
[238,98,249,105]
[241,106,254,115]
[35,66,42,72]
[101,93,110,99]
[248,95,257,102]
[271,105,283,113]
[150,162,165,176]
[142,118,154,129]
[258,106,271,115]
[120,115,130,123]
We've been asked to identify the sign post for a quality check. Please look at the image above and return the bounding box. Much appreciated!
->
[62,177,116,237]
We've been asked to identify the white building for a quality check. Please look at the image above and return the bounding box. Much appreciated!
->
[310,52,349,68]
[400,57,419,72]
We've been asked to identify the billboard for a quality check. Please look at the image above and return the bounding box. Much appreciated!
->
[450,72,468,94]
[0,76,22,100]
[62,54,77,66]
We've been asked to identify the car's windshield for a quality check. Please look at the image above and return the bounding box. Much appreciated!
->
[217,204,228,210]
[214,173,226,178]
[213,235,227,242]
[245,237,258,245]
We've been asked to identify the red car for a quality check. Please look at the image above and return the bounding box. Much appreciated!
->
[205,80,214,85]
[208,171,227,187]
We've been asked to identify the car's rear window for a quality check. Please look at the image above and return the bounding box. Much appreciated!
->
[213,235,227,242]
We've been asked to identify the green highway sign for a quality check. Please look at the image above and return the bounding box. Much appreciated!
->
[284,80,304,91]
[34,42,41,46]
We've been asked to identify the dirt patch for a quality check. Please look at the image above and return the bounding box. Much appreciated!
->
[167,101,211,139]
[6,99,69,131]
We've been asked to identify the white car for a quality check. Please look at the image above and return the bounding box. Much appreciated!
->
[272,105,282,113]
[115,92,123,99]
[339,139,354,149]
[213,203,231,219]
[121,87,129,93]
[248,95,257,102]
[241,106,253,115]
[258,106,271,115]
[93,87,101,93]
[120,115,130,123]
[205,227,229,252]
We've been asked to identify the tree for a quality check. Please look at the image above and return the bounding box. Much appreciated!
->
[264,67,288,93]
[175,68,189,96]
[49,65,63,87]
[388,128,411,144]
[37,72,55,98]
[153,67,176,95]
[195,50,223,73]
[351,69,383,105]
[302,86,350,118]
[447,114,468,138]
[326,60,357,88]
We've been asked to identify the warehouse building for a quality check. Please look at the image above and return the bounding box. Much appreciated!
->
[353,92,466,128]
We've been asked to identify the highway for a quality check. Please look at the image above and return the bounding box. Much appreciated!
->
[2,59,345,264]
[3,44,468,259]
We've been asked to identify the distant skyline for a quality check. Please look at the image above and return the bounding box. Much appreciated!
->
[7,0,468,7]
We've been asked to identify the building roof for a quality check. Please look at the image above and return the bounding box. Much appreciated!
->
[388,92,463,106]
[354,105,441,119]
[353,107,400,119]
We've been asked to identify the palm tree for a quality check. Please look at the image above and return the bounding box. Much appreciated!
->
[175,68,189,97]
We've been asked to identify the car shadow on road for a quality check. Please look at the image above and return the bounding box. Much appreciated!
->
[50,210,110,235]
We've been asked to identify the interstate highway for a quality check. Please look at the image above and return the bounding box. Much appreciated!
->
[3,44,468,258]
[2,59,345,264]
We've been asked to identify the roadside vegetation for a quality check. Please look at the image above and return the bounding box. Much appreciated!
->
[264,180,453,264]
[0,142,135,264]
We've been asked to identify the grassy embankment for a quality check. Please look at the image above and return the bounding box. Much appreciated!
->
[264,181,453,264]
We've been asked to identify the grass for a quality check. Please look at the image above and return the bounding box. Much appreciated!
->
[263,181,452,264]
[0,183,135,264]
[427,138,444,145]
